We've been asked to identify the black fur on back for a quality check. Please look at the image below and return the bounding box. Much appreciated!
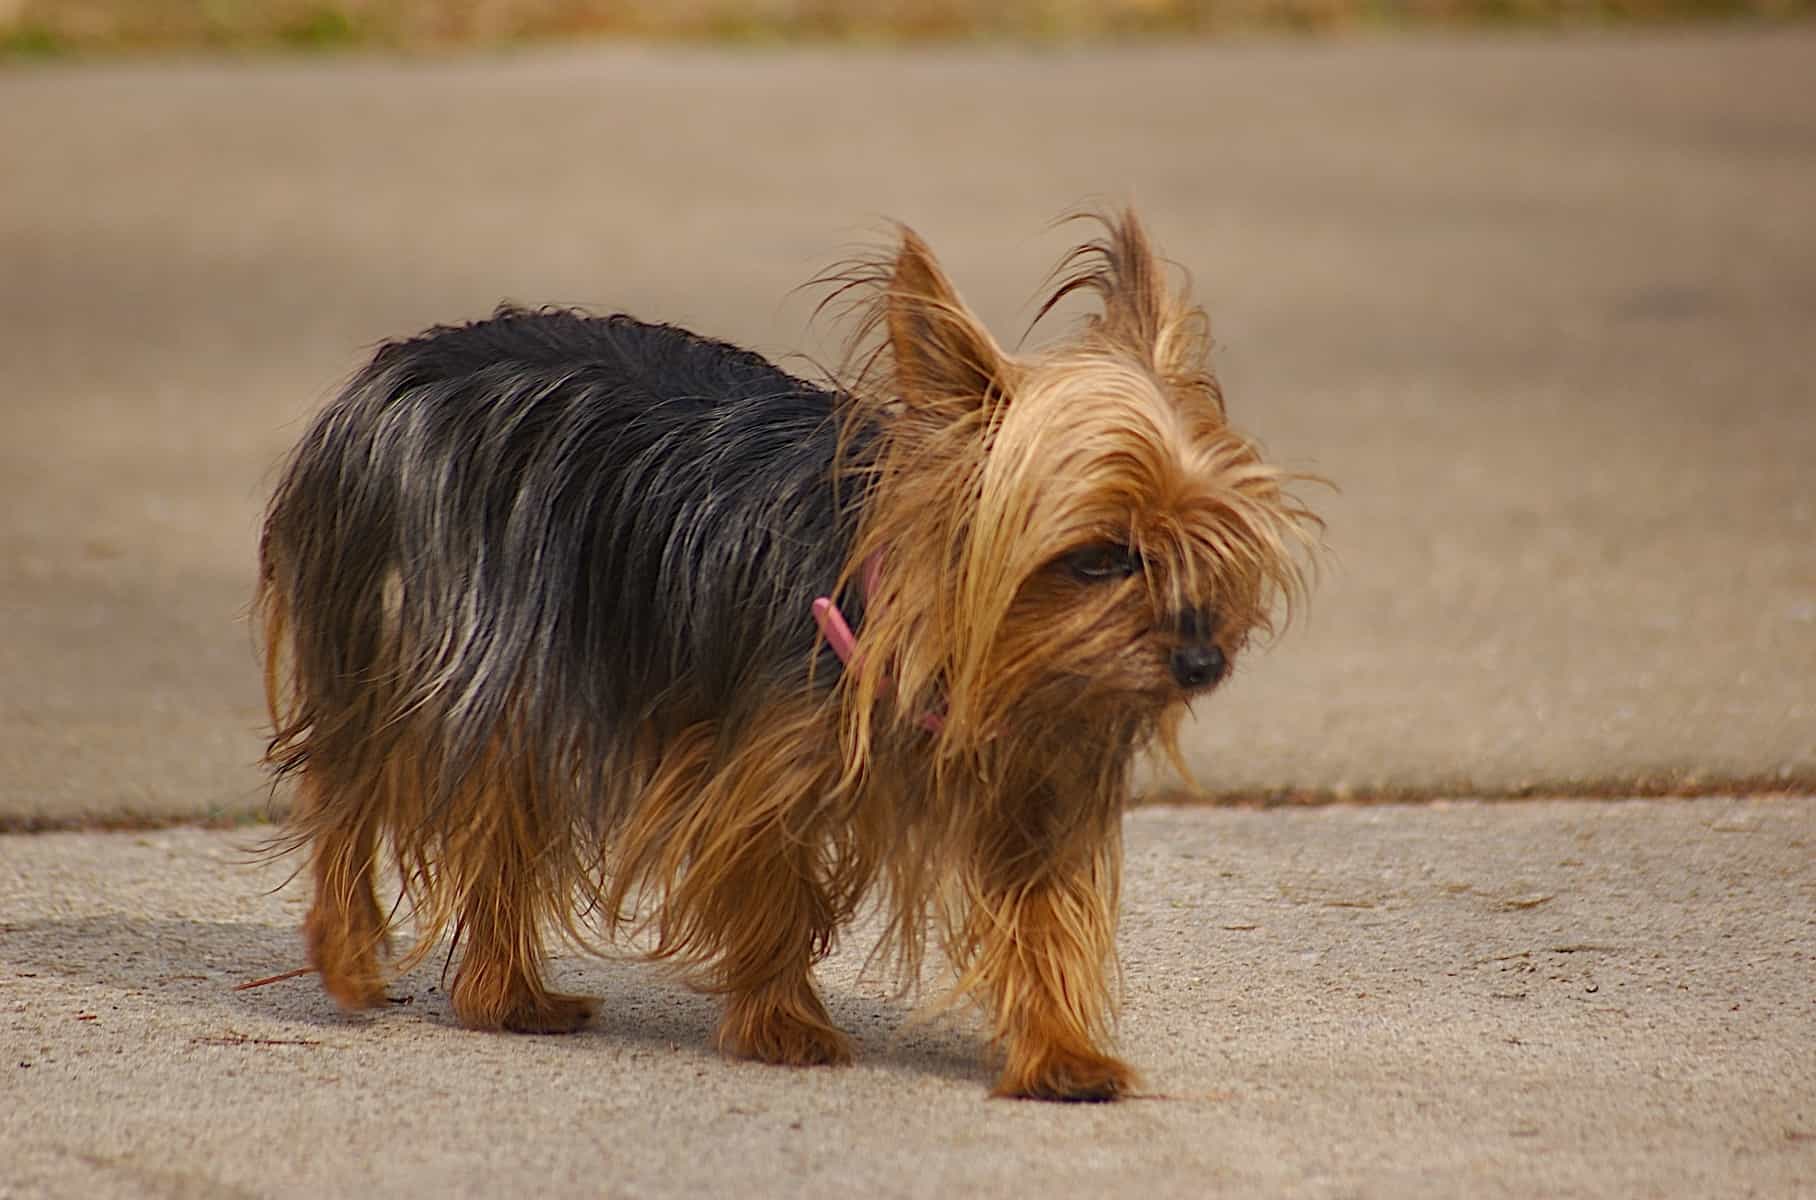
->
[261,306,872,806]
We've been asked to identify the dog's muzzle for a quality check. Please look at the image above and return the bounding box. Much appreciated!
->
[1170,644,1226,689]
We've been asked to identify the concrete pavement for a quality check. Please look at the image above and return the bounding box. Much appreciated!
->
[4,798,1813,1198]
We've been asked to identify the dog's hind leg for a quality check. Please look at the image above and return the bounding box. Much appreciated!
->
[609,705,853,1065]
[298,772,390,1012]
[442,766,597,1036]
[626,710,853,1066]
[708,828,852,1068]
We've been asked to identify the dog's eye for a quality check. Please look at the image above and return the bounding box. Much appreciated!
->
[1064,543,1142,583]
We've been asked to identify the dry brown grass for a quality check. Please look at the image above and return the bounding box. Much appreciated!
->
[4,0,1809,55]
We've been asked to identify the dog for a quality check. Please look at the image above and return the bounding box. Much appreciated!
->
[256,209,1319,1101]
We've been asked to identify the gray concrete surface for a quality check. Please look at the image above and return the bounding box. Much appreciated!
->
[3,798,1812,1198]
[1,31,1813,826]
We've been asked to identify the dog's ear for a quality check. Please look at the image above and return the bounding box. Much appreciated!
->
[1039,209,1217,407]
[1092,210,1185,366]
[887,227,1011,416]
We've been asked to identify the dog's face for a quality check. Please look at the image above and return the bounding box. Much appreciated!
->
[848,212,1317,748]
[982,355,1286,718]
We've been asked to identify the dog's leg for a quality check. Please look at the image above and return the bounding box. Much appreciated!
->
[617,706,852,1066]
[444,778,597,1035]
[448,897,597,1035]
[961,822,1135,1101]
[612,704,852,1064]
[709,830,852,1067]
[719,972,851,1067]
[299,772,390,1012]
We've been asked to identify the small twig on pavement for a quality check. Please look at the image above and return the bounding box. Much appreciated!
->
[233,966,316,991]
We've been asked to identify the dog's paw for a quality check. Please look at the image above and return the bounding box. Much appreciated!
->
[719,999,853,1067]
[318,969,389,1013]
[993,1048,1137,1102]
[501,991,598,1035]
[304,913,388,1012]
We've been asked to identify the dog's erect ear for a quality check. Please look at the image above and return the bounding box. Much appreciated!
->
[1091,210,1179,362]
[887,227,1011,415]
[1038,209,1216,406]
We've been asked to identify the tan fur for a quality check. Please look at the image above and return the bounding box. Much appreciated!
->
[257,209,1320,1099]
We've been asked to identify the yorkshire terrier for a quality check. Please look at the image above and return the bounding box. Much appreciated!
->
[256,209,1318,1101]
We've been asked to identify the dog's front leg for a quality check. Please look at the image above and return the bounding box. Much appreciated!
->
[958,816,1135,1101]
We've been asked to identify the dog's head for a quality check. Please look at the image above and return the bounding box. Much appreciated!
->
[836,211,1320,761]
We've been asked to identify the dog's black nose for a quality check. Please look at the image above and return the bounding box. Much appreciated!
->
[1170,644,1226,689]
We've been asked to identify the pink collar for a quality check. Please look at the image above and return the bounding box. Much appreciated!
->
[812,556,945,734]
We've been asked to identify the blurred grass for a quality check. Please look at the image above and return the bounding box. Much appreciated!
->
[1,0,1810,57]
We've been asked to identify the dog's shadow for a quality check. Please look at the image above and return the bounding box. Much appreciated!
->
[2,913,989,1089]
